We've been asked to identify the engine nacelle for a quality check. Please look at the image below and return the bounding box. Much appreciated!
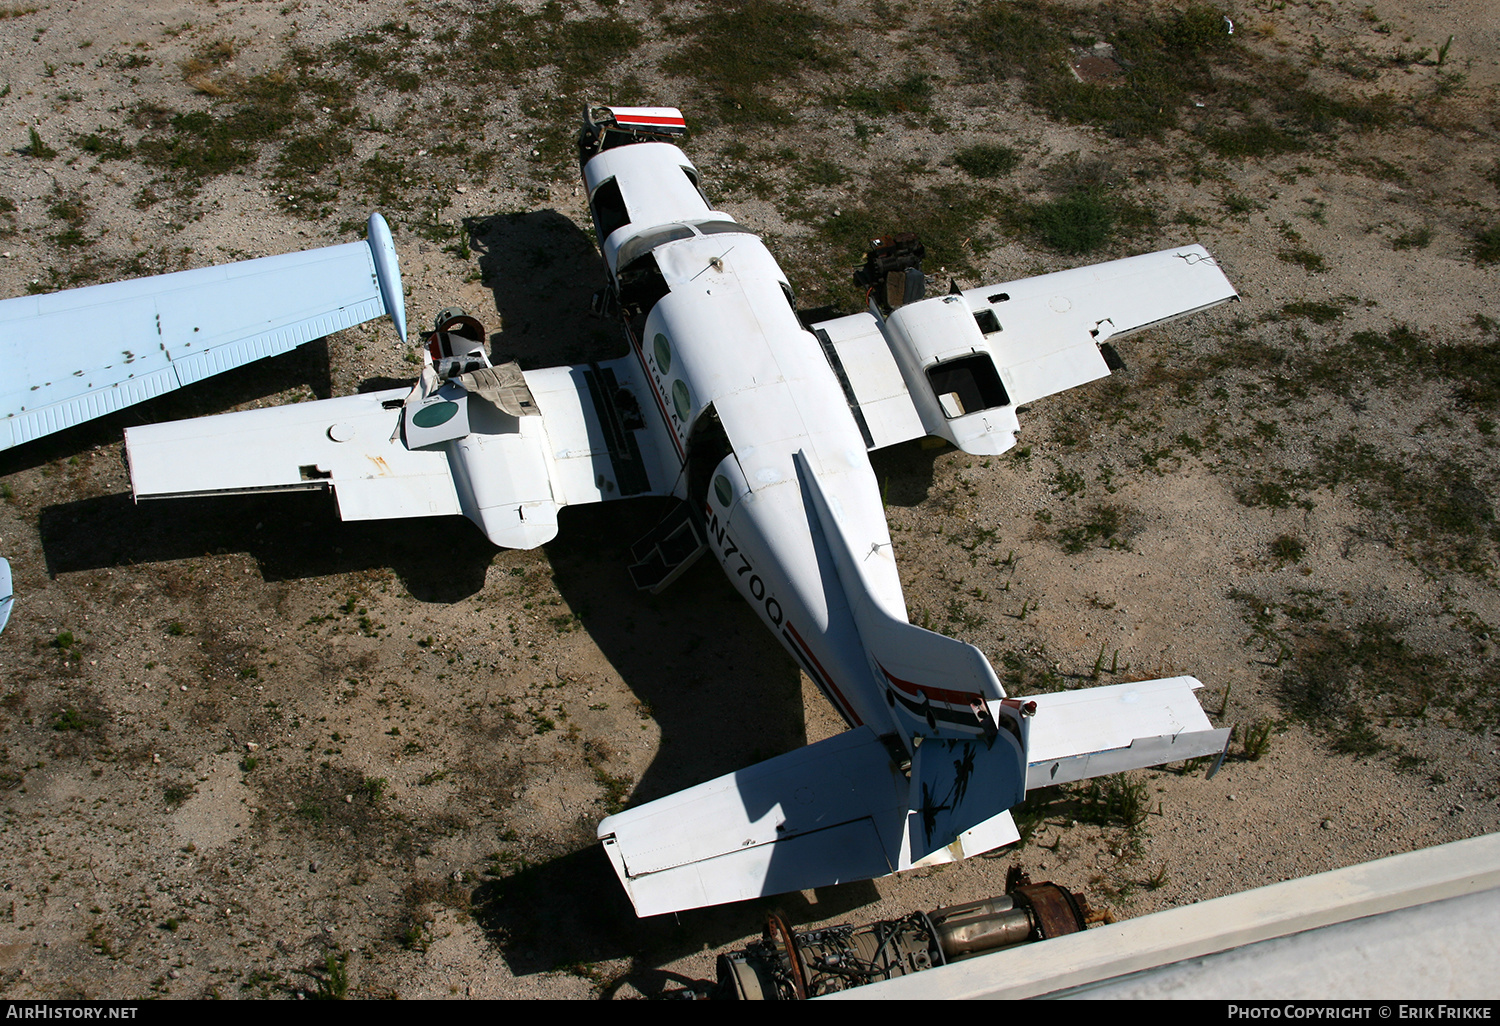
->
[879,294,1024,456]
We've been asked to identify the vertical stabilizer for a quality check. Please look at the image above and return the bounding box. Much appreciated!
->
[792,451,1008,742]
[792,451,1028,860]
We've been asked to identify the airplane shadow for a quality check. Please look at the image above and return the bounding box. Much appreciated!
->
[20,211,950,981]
[37,490,493,603]
[471,843,881,986]
[460,210,625,370]
[464,498,887,980]
[868,437,944,508]
[547,500,807,804]
[40,483,886,979]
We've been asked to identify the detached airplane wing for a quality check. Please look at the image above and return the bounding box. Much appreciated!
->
[0,213,406,452]
[810,245,1238,453]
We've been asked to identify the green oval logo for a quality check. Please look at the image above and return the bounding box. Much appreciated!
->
[412,401,459,428]
[714,474,733,507]
[671,379,691,422]
[653,332,671,373]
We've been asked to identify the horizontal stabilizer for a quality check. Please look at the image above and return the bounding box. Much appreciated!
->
[598,727,908,917]
[907,732,1025,862]
[1023,676,1231,789]
[0,213,405,453]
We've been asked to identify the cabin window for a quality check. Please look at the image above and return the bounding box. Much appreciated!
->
[590,179,630,240]
[974,309,1002,335]
[927,353,1009,419]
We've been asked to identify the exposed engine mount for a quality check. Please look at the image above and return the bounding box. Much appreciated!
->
[717,872,1091,999]
[853,233,927,313]
[427,308,489,380]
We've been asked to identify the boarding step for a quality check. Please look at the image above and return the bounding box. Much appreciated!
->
[628,502,707,593]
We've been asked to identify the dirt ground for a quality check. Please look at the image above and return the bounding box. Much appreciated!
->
[0,0,1498,1000]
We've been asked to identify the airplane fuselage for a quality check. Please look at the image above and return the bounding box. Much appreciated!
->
[584,138,970,755]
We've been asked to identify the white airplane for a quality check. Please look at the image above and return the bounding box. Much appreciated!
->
[1,107,1238,917]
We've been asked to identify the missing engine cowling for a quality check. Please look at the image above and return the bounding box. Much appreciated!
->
[716,872,1091,999]
[853,233,928,314]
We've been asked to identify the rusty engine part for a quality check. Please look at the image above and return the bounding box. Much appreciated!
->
[852,233,927,313]
[716,872,1090,999]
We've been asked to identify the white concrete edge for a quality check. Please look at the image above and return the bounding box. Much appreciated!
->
[828,832,1500,1000]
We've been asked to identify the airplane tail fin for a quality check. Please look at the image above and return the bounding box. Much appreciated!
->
[595,457,1230,917]
[792,451,1008,741]
[793,451,1030,861]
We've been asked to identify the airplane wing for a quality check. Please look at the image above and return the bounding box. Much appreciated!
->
[125,353,675,549]
[809,245,1238,453]
[0,213,406,453]
[0,557,12,635]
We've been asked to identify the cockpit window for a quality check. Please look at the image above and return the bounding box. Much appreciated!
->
[693,219,754,236]
[615,225,695,270]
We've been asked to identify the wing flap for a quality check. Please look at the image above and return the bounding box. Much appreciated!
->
[812,313,926,450]
[126,388,461,521]
[991,332,1111,408]
[0,214,404,452]
[523,355,674,505]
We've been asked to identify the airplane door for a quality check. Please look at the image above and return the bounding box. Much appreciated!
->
[686,404,732,517]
